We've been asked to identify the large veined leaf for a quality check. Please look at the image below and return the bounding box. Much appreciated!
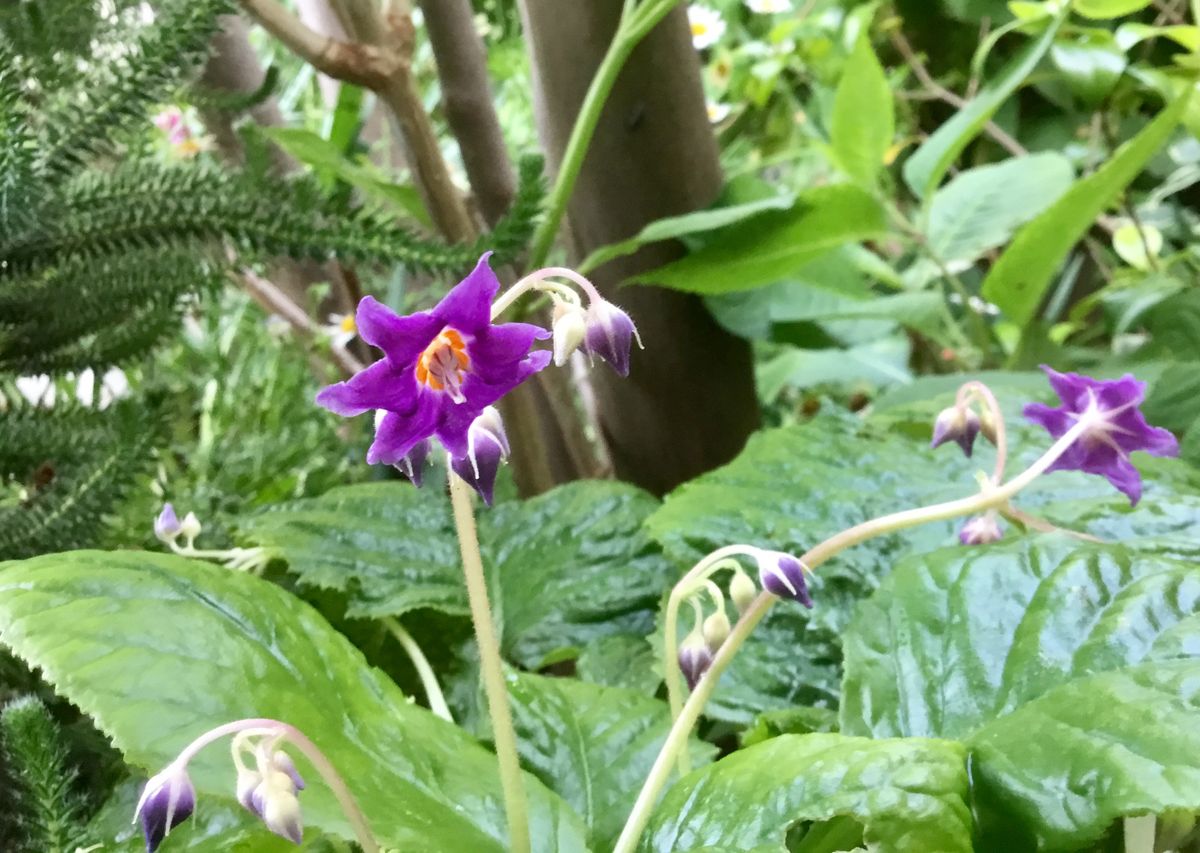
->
[840,538,1200,739]
[831,35,894,186]
[0,552,588,852]
[508,672,716,850]
[630,185,888,296]
[926,153,1074,263]
[969,661,1200,850]
[646,414,1200,722]
[981,93,1189,326]
[904,16,1063,198]
[639,734,973,853]
[241,480,675,668]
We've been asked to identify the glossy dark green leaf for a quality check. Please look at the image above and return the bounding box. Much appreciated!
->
[508,672,715,850]
[575,633,660,695]
[640,734,972,853]
[242,480,675,668]
[841,538,1200,739]
[647,414,1200,722]
[969,661,1200,850]
[739,706,839,748]
[0,551,587,852]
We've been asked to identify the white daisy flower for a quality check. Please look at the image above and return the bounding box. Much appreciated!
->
[746,0,791,12]
[688,6,726,49]
[324,313,358,349]
[707,101,732,123]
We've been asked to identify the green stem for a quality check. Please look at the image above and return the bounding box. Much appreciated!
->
[380,617,453,722]
[527,1,681,268]
[613,417,1094,853]
[447,470,530,853]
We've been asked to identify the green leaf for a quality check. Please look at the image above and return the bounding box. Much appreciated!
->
[640,734,972,853]
[981,92,1189,326]
[840,539,1200,739]
[257,126,431,226]
[928,154,1075,263]
[755,337,913,401]
[508,672,716,850]
[0,551,587,852]
[631,185,888,296]
[1115,23,1200,51]
[577,196,794,275]
[1073,0,1154,19]
[831,35,895,186]
[739,706,839,748]
[482,482,674,668]
[575,634,660,695]
[1049,32,1128,107]
[242,481,675,668]
[969,661,1200,849]
[903,16,1063,198]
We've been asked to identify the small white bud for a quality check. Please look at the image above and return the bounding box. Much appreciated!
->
[551,302,588,367]
[702,611,731,651]
[729,569,757,614]
[179,512,201,542]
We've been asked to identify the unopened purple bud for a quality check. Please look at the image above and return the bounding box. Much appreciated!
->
[134,764,196,853]
[931,405,981,457]
[756,551,813,608]
[583,299,642,377]
[154,503,181,543]
[395,438,431,488]
[678,636,714,691]
[959,514,1003,545]
[272,750,305,791]
[450,406,509,506]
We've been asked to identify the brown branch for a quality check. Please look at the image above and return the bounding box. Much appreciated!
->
[889,28,1027,160]
[238,0,478,241]
[417,0,517,226]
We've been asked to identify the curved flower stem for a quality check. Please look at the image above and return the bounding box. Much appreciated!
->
[959,380,1008,483]
[172,718,378,853]
[527,0,683,268]
[380,616,454,722]
[490,267,601,318]
[613,417,1095,853]
[447,469,531,853]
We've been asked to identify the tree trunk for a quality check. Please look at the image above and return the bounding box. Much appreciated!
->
[517,1,760,495]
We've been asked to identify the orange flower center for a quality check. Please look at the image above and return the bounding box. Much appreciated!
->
[416,328,470,402]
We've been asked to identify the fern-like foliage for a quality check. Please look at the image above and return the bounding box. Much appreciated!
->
[0,696,88,853]
[0,0,546,559]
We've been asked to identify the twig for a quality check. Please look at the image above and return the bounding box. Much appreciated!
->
[889,28,1027,159]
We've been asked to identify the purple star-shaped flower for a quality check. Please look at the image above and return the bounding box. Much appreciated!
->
[1023,366,1179,505]
[316,255,551,464]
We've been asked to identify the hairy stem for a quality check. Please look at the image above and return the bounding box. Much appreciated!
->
[447,470,531,853]
[614,417,1095,853]
[381,616,453,722]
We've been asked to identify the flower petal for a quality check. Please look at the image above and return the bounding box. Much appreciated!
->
[467,322,551,384]
[315,359,418,417]
[356,297,442,363]
[463,350,552,412]
[368,396,440,465]
[1022,402,1072,439]
[432,253,500,335]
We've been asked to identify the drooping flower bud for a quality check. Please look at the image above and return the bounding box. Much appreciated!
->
[959,514,1003,545]
[702,610,731,652]
[978,408,999,447]
[397,438,431,488]
[678,633,714,691]
[134,764,196,852]
[756,551,814,608]
[729,569,757,614]
[154,503,181,543]
[450,406,509,506]
[271,750,306,791]
[931,405,981,457]
[551,301,588,367]
[236,767,264,817]
[179,511,202,544]
[583,299,642,377]
[260,772,305,844]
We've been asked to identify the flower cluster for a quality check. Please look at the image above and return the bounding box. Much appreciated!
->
[316,255,638,504]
